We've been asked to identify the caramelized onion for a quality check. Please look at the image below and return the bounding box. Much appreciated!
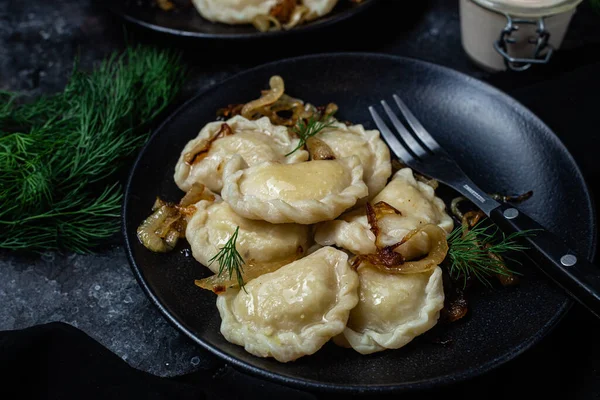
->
[137,206,178,253]
[194,246,305,294]
[488,247,519,286]
[251,15,282,32]
[362,202,446,274]
[179,183,215,207]
[441,287,469,323]
[255,94,306,126]
[323,103,339,117]
[137,185,214,253]
[283,5,309,30]
[156,0,175,11]
[241,76,285,118]
[254,98,309,127]
[164,228,180,249]
[491,190,533,203]
[270,0,297,23]
[450,196,467,220]
[358,245,405,269]
[453,190,532,220]
[154,214,182,238]
[440,268,471,323]
[416,175,439,190]
[217,77,337,128]
[216,103,244,120]
[461,210,485,235]
[306,137,335,160]
[357,224,449,275]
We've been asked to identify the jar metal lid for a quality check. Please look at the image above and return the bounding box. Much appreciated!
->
[472,0,582,17]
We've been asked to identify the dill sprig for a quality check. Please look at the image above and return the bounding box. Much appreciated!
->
[447,222,535,287]
[0,45,186,253]
[208,227,247,291]
[285,114,336,156]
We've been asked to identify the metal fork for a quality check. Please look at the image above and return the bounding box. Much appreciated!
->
[370,94,600,319]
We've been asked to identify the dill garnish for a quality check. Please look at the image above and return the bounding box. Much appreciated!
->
[285,114,336,156]
[0,45,186,253]
[447,222,535,287]
[208,226,247,291]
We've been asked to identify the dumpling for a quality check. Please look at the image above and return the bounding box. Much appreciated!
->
[190,0,339,25]
[317,122,391,199]
[314,167,454,255]
[190,0,278,24]
[186,197,310,274]
[174,115,308,194]
[302,0,340,20]
[334,265,444,355]
[221,155,369,224]
[217,246,359,362]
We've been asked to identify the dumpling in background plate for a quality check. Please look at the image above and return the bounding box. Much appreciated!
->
[301,0,340,19]
[317,122,391,199]
[190,0,339,25]
[217,246,359,362]
[174,115,308,194]
[221,154,368,224]
[334,266,444,355]
[314,167,454,256]
[191,0,278,24]
[185,197,310,274]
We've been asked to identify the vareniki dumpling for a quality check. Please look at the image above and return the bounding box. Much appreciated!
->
[314,167,454,255]
[190,0,339,24]
[221,155,368,224]
[217,247,359,362]
[186,197,310,274]
[317,122,391,199]
[334,265,444,355]
[301,0,340,20]
[191,0,277,24]
[174,116,308,194]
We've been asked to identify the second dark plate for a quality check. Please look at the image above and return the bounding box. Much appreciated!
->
[108,0,379,40]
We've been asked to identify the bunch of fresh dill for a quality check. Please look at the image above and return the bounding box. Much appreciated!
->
[0,45,186,253]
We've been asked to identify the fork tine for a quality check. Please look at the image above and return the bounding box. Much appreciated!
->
[368,106,415,165]
[392,94,441,152]
[381,100,427,158]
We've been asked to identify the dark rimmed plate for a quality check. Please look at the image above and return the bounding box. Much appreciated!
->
[107,0,379,40]
[122,53,597,393]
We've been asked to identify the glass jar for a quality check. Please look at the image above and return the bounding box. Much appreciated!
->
[459,0,583,71]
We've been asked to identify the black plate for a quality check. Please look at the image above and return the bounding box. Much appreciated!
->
[122,53,597,393]
[108,0,378,40]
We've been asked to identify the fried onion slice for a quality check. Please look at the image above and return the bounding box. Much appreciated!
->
[354,223,449,275]
[241,76,285,119]
[137,184,214,253]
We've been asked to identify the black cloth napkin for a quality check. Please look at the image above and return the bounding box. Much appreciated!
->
[2,62,599,400]
[0,322,317,400]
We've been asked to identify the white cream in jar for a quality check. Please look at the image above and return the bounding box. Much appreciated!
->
[459,0,583,71]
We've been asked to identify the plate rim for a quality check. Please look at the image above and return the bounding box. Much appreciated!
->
[107,0,380,40]
[122,52,598,393]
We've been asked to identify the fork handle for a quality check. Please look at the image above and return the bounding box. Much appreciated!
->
[490,203,600,318]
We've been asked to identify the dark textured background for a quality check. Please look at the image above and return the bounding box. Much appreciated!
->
[1,0,600,398]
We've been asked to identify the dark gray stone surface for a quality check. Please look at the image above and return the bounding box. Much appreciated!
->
[0,247,214,376]
[1,0,600,385]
